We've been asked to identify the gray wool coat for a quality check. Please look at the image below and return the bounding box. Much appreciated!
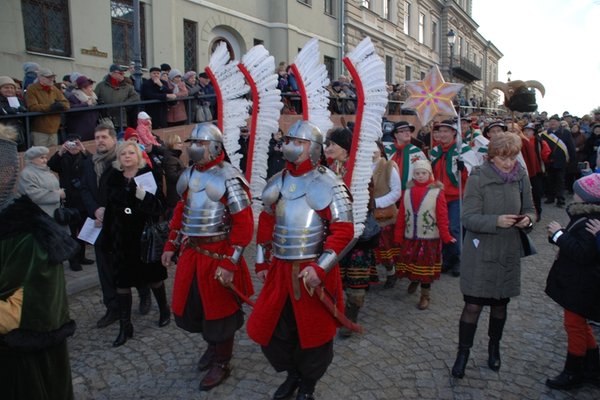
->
[17,163,61,218]
[460,162,536,300]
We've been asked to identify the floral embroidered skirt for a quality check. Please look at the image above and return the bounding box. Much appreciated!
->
[374,224,401,268]
[340,247,379,290]
[396,238,442,284]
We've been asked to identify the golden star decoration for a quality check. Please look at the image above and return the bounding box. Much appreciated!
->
[402,65,464,126]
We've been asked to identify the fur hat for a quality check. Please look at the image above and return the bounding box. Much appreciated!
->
[24,146,49,161]
[573,174,600,203]
[412,159,433,175]
[328,128,352,154]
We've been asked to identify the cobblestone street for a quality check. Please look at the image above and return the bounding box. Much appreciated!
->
[66,201,600,399]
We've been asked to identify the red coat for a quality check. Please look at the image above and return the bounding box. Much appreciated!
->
[164,160,254,320]
[247,163,354,349]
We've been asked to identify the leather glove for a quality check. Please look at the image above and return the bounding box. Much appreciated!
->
[456,160,465,172]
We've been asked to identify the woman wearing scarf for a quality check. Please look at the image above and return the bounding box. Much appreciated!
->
[66,75,100,141]
[451,133,536,379]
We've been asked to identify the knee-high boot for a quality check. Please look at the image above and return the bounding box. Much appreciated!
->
[113,292,133,347]
[488,317,506,371]
[584,347,600,386]
[546,353,585,390]
[451,321,477,378]
[199,337,233,391]
[151,283,171,327]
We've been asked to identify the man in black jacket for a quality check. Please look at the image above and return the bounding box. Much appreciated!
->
[141,67,176,129]
[541,115,576,207]
[79,124,151,328]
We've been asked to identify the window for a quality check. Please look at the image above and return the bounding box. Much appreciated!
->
[323,56,335,82]
[297,0,311,6]
[253,38,264,46]
[459,36,464,57]
[431,19,438,52]
[183,20,197,72]
[362,0,371,9]
[21,0,71,56]
[324,0,334,16]
[405,65,412,81]
[420,71,426,80]
[403,1,411,35]
[418,12,425,43]
[111,0,146,67]
[383,0,389,20]
[385,56,394,84]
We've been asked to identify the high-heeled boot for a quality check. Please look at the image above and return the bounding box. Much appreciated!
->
[199,337,233,391]
[488,317,506,371]
[113,292,133,347]
[451,321,477,378]
[151,283,171,327]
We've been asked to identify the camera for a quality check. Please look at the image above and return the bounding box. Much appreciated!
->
[66,141,76,149]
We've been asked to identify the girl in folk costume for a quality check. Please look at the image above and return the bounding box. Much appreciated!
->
[371,140,402,288]
[394,159,456,309]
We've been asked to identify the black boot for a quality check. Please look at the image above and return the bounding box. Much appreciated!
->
[151,283,171,327]
[138,286,152,315]
[197,343,216,372]
[296,377,316,400]
[78,242,94,265]
[96,307,119,328]
[546,353,585,390]
[113,293,133,347]
[451,321,477,378]
[487,317,506,371]
[273,370,301,400]
[584,347,600,387]
[199,338,233,391]
[68,257,83,271]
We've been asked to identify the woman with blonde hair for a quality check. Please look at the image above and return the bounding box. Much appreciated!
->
[101,141,170,347]
[451,133,536,378]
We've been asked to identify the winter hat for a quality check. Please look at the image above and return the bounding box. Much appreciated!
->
[75,75,94,89]
[328,128,352,154]
[412,159,433,176]
[23,62,40,74]
[168,69,182,80]
[138,111,151,120]
[160,63,171,72]
[437,119,458,131]
[38,68,55,78]
[109,64,127,73]
[183,71,196,80]
[24,146,49,161]
[393,121,415,133]
[573,174,600,203]
[0,76,17,88]
[124,127,138,141]
[70,72,82,84]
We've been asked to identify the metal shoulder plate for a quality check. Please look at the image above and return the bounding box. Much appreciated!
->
[176,166,194,196]
[204,162,241,202]
[306,166,352,223]
[262,171,284,212]
[225,177,251,214]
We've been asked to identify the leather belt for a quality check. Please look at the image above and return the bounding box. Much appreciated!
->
[188,235,227,246]
[190,246,232,261]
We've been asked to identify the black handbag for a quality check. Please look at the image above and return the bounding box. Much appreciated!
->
[517,180,537,257]
[140,219,169,263]
[357,211,382,249]
[54,203,81,226]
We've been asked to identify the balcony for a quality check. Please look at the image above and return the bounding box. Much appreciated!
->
[451,56,482,82]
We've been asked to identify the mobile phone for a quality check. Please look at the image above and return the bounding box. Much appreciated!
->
[66,141,76,149]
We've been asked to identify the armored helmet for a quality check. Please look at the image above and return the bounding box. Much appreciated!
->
[285,120,324,165]
[188,123,223,159]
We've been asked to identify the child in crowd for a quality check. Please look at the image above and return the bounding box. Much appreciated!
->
[545,173,600,390]
[394,160,456,309]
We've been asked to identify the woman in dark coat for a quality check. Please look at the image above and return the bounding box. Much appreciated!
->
[66,76,100,141]
[545,173,600,390]
[102,141,170,347]
[451,133,536,379]
[163,134,185,218]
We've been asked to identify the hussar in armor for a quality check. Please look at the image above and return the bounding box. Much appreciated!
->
[246,119,355,400]
[161,123,254,391]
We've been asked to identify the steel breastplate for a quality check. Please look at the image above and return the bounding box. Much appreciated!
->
[272,173,326,259]
[182,170,230,237]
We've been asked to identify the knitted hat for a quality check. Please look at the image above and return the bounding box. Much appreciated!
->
[168,69,182,80]
[24,146,49,161]
[0,76,17,88]
[573,174,600,203]
[183,71,196,80]
[412,159,432,175]
[23,62,40,74]
[124,127,138,141]
[328,128,352,154]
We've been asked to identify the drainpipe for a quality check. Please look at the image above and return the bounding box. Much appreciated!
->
[339,0,345,77]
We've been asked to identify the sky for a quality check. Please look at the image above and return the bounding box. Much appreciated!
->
[472,0,600,117]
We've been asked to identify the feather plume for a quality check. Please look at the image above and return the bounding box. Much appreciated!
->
[343,37,388,238]
[239,45,283,217]
[205,42,251,170]
[290,38,333,134]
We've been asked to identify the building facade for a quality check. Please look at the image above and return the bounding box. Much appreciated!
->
[1,0,501,108]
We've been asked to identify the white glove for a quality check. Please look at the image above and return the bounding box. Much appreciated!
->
[135,185,146,200]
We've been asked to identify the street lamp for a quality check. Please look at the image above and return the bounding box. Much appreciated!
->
[447,29,456,82]
[507,70,512,82]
